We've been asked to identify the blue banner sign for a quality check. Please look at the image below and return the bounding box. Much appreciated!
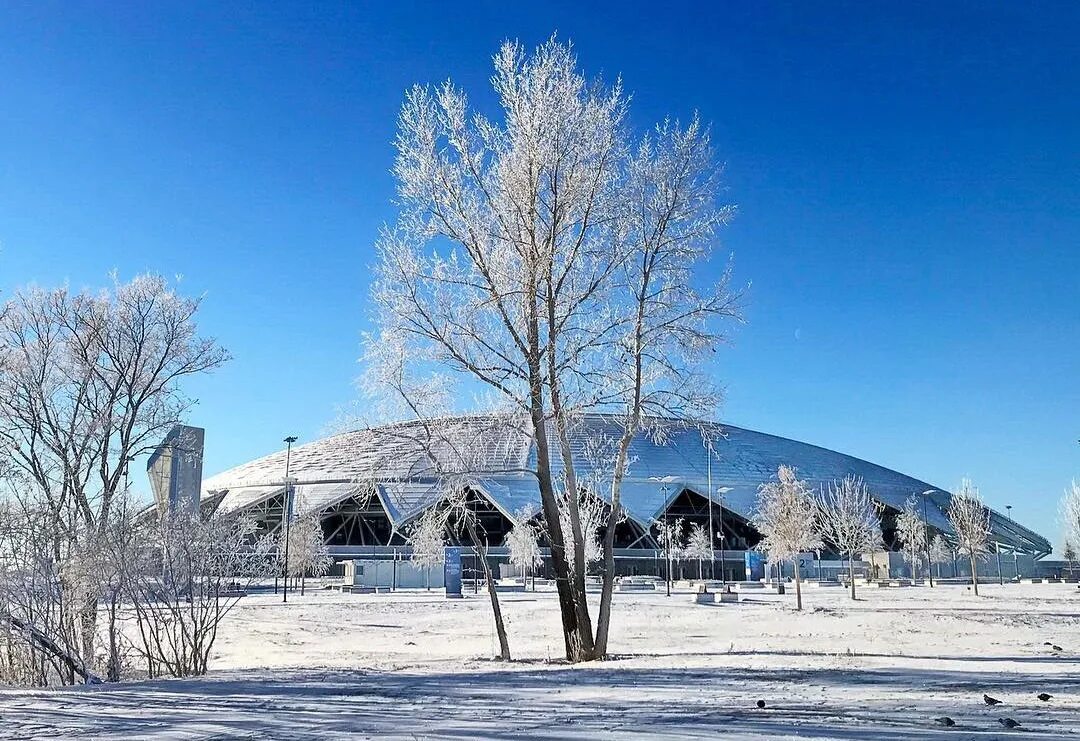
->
[444,546,463,598]
[745,550,765,581]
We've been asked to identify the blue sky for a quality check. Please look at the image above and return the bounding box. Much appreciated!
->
[1,2,1077,548]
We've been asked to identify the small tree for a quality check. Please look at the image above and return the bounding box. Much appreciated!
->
[281,515,332,596]
[126,507,272,678]
[947,479,991,596]
[407,507,445,591]
[896,496,928,581]
[0,275,229,663]
[685,523,713,581]
[1063,541,1076,580]
[818,476,883,600]
[929,534,951,580]
[752,466,823,610]
[506,511,543,590]
[655,516,686,586]
[1060,481,1080,575]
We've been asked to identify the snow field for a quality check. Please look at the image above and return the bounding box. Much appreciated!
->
[2,582,1079,739]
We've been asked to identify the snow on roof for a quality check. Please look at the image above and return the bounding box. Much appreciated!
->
[198,414,1050,553]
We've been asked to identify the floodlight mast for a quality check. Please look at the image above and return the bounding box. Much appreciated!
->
[716,487,734,586]
[921,490,936,587]
[281,436,298,603]
[649,476,678,597]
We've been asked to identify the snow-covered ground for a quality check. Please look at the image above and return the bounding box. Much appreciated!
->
[3,582,1079,739]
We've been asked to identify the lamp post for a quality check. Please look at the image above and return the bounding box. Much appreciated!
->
[1006,504,1018,579]
[705,437,715,581]
[281,435,298,604]
[921,490,936,587]
[643,481,678,596]
[663,488,672,597]
[716,486,733,586]
[649,476,679,598]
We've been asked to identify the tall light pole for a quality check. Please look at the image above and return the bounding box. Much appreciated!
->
[996,542,1004,585]
[1006,504,1017,579]
[281,436,298,604]
[716,486,733,586]
[705,436,715,581]
[921,490,936,587]
[649,476,678,598]
[663,487,672,597]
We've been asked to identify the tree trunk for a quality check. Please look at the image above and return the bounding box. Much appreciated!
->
[593,428,636,658]
[79,601,97,667]
[528,388,594,663]
[848,556,856,600]
[970,554,979,596]
[793,558,803,610]
[106,597,121,682]
[466,520,510,661]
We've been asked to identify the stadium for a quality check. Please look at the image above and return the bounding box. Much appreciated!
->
[196,415,1051,580]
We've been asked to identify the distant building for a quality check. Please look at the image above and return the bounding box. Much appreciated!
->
[147,425,205,513]
[197,415,1051,578]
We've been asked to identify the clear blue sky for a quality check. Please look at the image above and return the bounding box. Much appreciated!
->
[1,2,1077,549]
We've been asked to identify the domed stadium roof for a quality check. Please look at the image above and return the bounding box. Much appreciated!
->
[201,415,1050,555]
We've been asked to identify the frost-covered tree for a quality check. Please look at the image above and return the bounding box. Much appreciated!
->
[1063,541,1077,580]
[0,275,228,664]
[1060,481,1080,563]
[655,517,686,587]
[407,507,446,591]
[369,415,517,660]
[506,510,543,589]
[281,515,332,596]
[752,466,823,610]
[896,496,928,581]
[365,35,630,662]
[125,506,273,678]
[364,35,741,662]
[929,534,951,580]
[818,476,883,600]
[685,523,713,580]
[947,480,991,595]
[593,119,741,654]
[0,491,92,685]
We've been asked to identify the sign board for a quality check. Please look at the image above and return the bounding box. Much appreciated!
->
[745,550,765,581]
[444,547,463,598]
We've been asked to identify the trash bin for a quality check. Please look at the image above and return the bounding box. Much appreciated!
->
[777,584,786,595]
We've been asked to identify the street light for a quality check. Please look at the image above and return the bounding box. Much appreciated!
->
[705,437,715,582]
[1006,505,1018,579]
[649,476,679,597]
[281,435,298,604]
[921,490,936,587]
[716,486,734,586]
